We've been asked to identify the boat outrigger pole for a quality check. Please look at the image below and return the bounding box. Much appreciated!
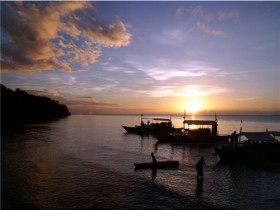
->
[239,120,243,143]
[183,109,186,130]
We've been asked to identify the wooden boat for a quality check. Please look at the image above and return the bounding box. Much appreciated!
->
[134,160,179,169]
[122,115,182,135]
[156,119,229,144]
[213,131,280,166]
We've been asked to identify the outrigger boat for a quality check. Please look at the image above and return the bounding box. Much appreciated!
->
[122,114,183,135]
[156,116,229,144]
[213,131,280,166]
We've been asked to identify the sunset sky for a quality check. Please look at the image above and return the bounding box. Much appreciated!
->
[1,1,280,115]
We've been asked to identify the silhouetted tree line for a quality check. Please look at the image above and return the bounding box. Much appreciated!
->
[1,84,71,124]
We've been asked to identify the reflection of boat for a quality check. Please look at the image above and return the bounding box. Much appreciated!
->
[134,160,179,169]
[122,115,182,135]
[156,118,229,144]
[213,131,280,166]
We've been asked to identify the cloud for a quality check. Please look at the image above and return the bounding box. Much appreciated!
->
[83,21,131,47]
[1,2,131,73]
[177,6,239,36]
[145,85,229,98]
[217,10,240,22]
[67,100,117,107]
[26,88,118,115]
[180,5,239,22]
[192,22,225,36]
[27,89,60,97]
[146,67,206,81]
[176,6,204,19]
[139,60,221,81]
[234,96,260,101]
[26,89,68,104]
[66,98,118,114]
[178,85,229,97]
[176,7,185,18]
[187,6,204,17]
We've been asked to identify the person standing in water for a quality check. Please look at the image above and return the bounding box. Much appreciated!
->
[151,152,157,175]
[196,157,205,180]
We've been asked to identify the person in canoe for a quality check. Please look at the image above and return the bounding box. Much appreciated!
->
[196,156,205,180]
[151,152,157,175]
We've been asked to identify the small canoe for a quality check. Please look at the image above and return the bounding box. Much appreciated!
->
[134,160,179,169]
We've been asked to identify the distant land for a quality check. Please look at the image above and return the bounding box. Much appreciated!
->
[1,84,71,124]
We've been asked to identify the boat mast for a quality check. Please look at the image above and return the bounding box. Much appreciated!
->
[213,113,218,135]
[239,120,243,143]
[183,110,186,130]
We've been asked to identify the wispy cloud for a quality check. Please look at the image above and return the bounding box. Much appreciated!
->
[67,100,117,107]
[66,98,118,114]
[187,6,204,17]
[26,87,118,115]
[192,22,225,36]
[27,89,61,98]
[234,96,260,101]
[217,10,240,22]
[26,88,69,104]
[139,60,221,81]
[1,2,131,73]
[177,5,240,22]
[176,7,185,18]
[176,5,240,36]
[176,6,204,18]
[145,67,206,81]
[145,85,229,98]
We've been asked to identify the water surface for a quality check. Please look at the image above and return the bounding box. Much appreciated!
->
[2,115,280,209]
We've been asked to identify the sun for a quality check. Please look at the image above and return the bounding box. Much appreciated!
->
[185,100,201,114]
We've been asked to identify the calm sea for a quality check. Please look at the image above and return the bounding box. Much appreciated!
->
[2,115,280,209]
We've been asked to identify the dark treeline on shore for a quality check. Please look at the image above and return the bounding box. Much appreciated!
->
[1,84,71,124]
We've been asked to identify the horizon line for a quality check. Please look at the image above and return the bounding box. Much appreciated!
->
[70,113,280,116]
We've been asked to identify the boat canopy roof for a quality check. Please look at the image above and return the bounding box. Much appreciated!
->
[143,118,171,122]
[269,131,280,137]
[242,132,276,141]
[183,120,217,126]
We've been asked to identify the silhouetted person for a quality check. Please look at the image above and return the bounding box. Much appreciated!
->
[168,121,172,128]
[230,131,237,146]
[151,152,157,176]
[196,156,205,180]
[171,127,175,135]
[196,177,203,197]
[234,132,239,145]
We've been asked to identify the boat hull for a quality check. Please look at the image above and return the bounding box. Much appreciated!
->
[213,146,249,161]
[134,160,179,169]
[156,133,229,145]
[214,143,280,165]
[122,125,182,135]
